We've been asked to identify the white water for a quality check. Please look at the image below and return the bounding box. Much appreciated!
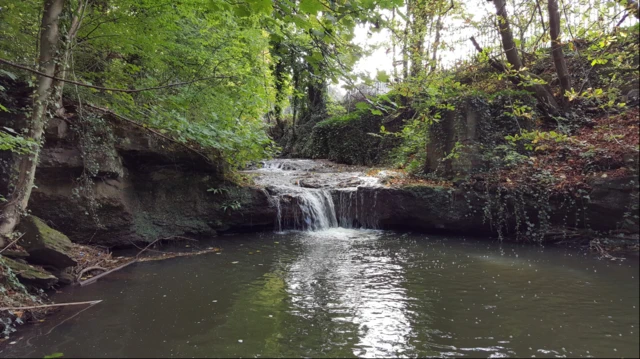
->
[248,159,383,231]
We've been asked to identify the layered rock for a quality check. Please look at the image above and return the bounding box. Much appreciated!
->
[17,216,76,269]
[16,115,277,247]
[1,256,58,289]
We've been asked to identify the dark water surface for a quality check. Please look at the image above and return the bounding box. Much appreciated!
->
[2,229,639,358]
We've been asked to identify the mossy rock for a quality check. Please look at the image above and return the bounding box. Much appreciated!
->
[17,216,76,269]
[1,256,58,289]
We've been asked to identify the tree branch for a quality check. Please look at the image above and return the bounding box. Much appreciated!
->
[470,36,507,72]
[84,103,214,165]
[0,58,233,93]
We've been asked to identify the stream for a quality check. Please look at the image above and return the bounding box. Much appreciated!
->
[1,160,638,358]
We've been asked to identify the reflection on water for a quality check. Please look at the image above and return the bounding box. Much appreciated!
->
[288,229,412,357]
[1,230,638,358]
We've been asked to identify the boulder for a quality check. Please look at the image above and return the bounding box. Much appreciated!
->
[17,216,77,269]
[1,256,58,289]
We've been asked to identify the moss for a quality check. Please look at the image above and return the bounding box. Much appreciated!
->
[18,216,73,254]
[0,256,58,288]
[302,111,398,165]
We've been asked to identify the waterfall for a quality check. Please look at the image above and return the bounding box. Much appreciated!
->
[336,189,379,229]
[268,188,338,231]
[252,159,380,232]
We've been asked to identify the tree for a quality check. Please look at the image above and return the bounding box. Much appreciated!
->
[488,0,560,115]
[616,0,640,19]
[408,0,428,77]
[51,0,89,116]
[429,0,455,73]
[1,0,280,244]
[548,0,572,105]
[492,0,523,70]
[0,0,65,245]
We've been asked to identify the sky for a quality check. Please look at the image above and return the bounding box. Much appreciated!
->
[333,0,638,95]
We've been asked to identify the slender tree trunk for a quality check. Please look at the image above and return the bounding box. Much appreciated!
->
[548,0,571,105]
[616,0,639,19]
[392,7,398,81]
[430,15,443,73]
[409,0,427,78]
[492,0,522,70]
[270,42,286,126]
[0,0,65,246]
[51,0,88,116]
[429,0,454,73]
[401,33,409,80]
[490,0,560,115]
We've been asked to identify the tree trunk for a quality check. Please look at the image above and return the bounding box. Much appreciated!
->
[51,0,87,116]
[430,1,453,73]
[401,0,409,80]
[616,0,639,19]
[490,0,560,115]
[492,0,522,70]
[548,0,571,104]
[409,0,427,78]
[429,15,443,73]
[392,7,398,81]
[0,0,65,246]
[270,42,286,125]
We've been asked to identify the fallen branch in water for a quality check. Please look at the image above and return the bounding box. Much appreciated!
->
[590,238,626,261]
[79,238,162,286]
[78,261,134,286]
[0,300,102,311]
[76,266,107,282]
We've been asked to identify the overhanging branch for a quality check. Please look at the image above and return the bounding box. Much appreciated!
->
[0,58,233,93]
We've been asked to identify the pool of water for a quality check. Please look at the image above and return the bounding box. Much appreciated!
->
[2,229,638,358]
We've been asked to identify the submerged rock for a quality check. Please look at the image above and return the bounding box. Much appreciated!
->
[17,216,77,269]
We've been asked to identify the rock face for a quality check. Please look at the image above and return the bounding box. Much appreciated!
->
[333,180,638,237]
[1,256,58,289]
[425,98,489,176]
[17,216,76,269]
[10,115,276,248]
[2,103,636,249]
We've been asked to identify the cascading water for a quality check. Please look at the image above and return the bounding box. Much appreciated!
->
[272,188,338,231]
[248,159,382,231]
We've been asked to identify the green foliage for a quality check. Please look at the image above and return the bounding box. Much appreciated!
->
[442,141,464,162]
[387,116,430,173]
[316,111,363,127]
[221,200,242,213]
[1,0,282,170]
[0,131,37,155]
[505,130,570,151]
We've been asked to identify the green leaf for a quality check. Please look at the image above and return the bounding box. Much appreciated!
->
[375,70,390,83]
[299,0,324,15]
[371,109,383,115]
[247,0,273,14]
[355,102,369,111]
[0,69,17,80]
[291,14,312,29]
